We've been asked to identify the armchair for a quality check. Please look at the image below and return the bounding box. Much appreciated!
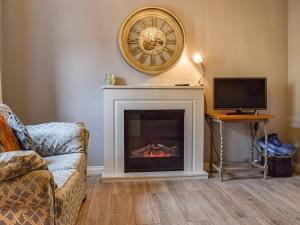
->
[0,104,89,225]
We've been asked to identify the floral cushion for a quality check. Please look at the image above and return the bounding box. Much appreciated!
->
[8,111,36,151]
[0,151,48,181]
[0,116,21,152]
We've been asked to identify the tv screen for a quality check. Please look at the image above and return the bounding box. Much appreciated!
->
[213,78,267,110]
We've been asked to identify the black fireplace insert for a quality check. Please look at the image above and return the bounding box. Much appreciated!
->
[124,110,184,172]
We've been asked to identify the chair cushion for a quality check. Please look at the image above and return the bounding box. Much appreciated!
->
[0,116,21,153]
[44,153,86,174]
[0,151,48,181]
[52,169,76,189]
[8,111,35,151]
[27,122,85,157]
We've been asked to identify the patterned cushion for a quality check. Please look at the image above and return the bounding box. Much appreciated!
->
[0,104,12,120]
[27,122,85,157]
[44,153,86,174]
[0,151,48,181]
[0,116,21,152]
[8,111,36,151]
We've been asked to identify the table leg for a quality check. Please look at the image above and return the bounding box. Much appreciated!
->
[249,122,255,167]
[219,121,224,181]
[264,120,269,179]
[209,119,214,174]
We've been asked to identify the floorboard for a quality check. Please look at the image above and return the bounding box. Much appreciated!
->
[76,173,300,225]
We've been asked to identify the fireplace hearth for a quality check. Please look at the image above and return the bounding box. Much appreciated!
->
[124,110,184,172]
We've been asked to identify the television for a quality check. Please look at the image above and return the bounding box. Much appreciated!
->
[213,77,267,113]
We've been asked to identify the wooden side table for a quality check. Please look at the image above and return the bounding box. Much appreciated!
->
[207,113,274,181]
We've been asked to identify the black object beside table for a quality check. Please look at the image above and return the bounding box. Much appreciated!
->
[206,113,274,181]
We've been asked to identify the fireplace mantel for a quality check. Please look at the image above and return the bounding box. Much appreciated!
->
[102,85,207,182]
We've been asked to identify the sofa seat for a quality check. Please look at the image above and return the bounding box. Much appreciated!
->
[44,153,86,174]
[52,169,76,189]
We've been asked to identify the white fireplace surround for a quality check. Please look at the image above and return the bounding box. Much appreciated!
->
[102,85,208,182]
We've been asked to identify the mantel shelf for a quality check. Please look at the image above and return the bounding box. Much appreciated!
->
[101,85,204,89]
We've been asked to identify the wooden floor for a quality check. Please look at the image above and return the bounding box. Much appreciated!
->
[76,172,300,225]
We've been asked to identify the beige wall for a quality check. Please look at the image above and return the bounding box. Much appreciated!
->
[2,0,288,166]
[288,0,300,162]
[0,0,2,103]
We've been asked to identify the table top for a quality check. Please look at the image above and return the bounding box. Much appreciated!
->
[206,113,274,122]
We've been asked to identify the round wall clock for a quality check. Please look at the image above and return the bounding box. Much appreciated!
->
[119,6,185,75]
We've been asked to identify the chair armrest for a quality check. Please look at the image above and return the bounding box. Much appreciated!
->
[26,122,89,157]
[0,170,56,224]
[0,151,48,181]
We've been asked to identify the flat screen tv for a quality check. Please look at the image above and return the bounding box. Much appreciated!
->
[213,77,267,113]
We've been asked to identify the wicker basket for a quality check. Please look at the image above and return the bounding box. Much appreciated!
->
[261,154,295,177]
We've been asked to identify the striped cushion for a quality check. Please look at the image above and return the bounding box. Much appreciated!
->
[7,112,35,151]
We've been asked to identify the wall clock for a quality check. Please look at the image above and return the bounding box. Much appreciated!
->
[119,6,185,75]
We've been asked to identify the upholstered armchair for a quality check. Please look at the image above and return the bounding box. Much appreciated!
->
[0,104,89,225]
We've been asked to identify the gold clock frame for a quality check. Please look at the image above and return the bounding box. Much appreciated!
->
[119,6,185,75]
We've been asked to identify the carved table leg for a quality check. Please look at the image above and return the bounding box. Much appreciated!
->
[219,121,224,181]
[250,122,254,167]
[264,120,269,179]
[209,119,214,174]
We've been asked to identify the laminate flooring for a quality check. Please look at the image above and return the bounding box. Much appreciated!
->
[76,172,300,225]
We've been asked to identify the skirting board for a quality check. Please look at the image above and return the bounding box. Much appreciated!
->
[87,165,210,176]
[87,163,300,176]
[87,166,104,176]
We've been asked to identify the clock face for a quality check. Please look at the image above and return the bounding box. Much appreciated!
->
[119,7,185,75]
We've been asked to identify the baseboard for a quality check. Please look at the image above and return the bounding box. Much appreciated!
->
[290,116,300,128]
[87,166,104,176]
[87,164,211,177]
[294,163,300,174]
[89,163,300,175]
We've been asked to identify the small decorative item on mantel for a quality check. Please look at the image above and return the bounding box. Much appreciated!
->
[104,73,116,85]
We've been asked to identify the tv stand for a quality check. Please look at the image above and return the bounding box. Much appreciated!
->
[206,113,274,181]
[227,110,257,115]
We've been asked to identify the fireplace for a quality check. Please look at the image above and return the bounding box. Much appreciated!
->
[102,85,207,181]
[124,110,184,172]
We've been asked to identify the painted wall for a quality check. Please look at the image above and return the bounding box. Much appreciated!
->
[2,0,288,166]
[0,0,2,103]
[288,0,300,162]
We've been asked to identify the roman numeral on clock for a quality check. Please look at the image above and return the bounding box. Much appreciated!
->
[159,53,166,64]
[164,29,174,36]
[151,55,156,66]
[139,53,148,64]
[138,19,147,28]
[164,46,174,55]
[130,46,142,56]
[150,16,156,27]
[130,28,140,35]
[160,21,166,30]
[127,38,139,44]
[166,39,177,45]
